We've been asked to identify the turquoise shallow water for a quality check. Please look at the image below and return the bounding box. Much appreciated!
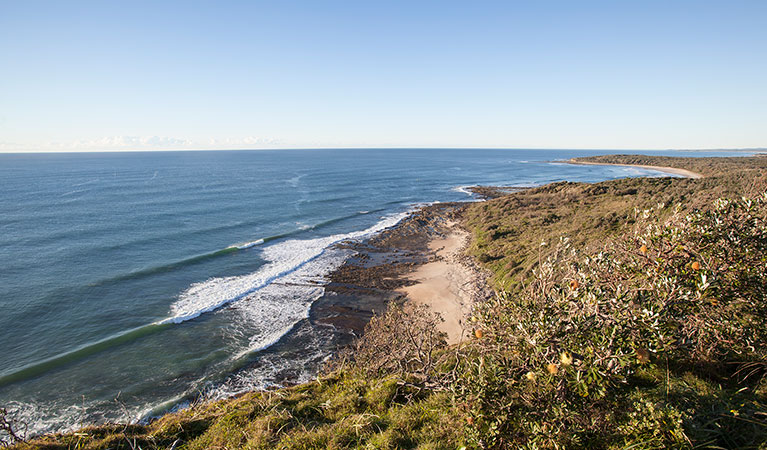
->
[0,148,745,434]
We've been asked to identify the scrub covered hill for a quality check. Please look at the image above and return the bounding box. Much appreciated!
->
[5,155,767,449]
[460,155,767,448]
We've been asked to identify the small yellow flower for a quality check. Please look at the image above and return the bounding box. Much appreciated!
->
[560,352,573,366]
[639,244,648,255]
[691,261,701,271]
[546,363,559,375]
[525,371,537,381]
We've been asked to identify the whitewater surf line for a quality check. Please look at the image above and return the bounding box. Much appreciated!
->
[163,211,409,324]
[86,210,385,288]
[452,185,477,196]
[0,211,410,389]
[229,239,265,250]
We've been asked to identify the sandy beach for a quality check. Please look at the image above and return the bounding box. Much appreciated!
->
[566,159,704,179]
[313,203,487,347]
[398,221,487,345]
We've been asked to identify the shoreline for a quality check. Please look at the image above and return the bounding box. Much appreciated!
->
[314,203,475,336]
[565,158,705,179]
[320,204,490,346]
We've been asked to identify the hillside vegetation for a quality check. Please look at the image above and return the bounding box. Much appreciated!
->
[4,155,766,449]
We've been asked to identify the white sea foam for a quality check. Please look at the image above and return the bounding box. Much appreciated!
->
[619,167,683,178]
[452,185,476,196]
[160,211,408,325]
[3,399,119,439]
[71,178,101,187]
[208,316,334,400]
[509,182,542,188]
[60,188,89,197]
[230,239,264,250]
[287,174,305,187]
[619,167,647,176]
[229,250,347,359]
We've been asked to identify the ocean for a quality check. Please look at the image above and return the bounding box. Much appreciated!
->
[0,148,745,435]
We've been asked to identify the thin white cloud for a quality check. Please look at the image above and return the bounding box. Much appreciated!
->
[63,136,195,150]
[208,136,283,148]
[0,136,290,152]
[0,141,23,151]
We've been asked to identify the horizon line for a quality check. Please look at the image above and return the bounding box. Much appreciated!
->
[1,146,765,155]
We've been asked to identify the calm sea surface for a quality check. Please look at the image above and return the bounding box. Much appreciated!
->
[0,148,746,434]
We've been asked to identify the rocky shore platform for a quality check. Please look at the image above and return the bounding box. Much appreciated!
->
[311,201,490,347]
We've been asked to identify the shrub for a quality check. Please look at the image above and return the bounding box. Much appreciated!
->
[333,302,448,384]
[456,192,767,448]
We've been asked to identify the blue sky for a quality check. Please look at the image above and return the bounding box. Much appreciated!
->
[1,1,765,151]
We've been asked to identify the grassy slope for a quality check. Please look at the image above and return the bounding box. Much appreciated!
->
[465,155,767,290]
[12,373,461,449]
[7,155,767,449]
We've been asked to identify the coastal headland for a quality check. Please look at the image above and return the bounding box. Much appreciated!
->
[566,158,705,179]
[6,154,767,449]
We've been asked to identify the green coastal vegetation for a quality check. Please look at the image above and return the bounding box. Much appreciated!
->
[4,155,766,449]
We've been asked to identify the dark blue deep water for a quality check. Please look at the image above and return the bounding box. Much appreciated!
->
[0,148,745,434]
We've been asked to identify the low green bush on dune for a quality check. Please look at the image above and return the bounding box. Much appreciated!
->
[459,193,767,448]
